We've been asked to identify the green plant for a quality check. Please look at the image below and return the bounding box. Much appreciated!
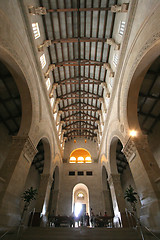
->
[124,185,137,212]
[21,187,38,220]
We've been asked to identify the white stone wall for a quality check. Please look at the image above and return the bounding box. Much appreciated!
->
[58,163,105,216]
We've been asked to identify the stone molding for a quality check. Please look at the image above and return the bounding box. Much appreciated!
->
[49,83,58,98]
[106,38,120,50]
[12,136,38,163]
[111,3,129,13]
[28,6,47,15]
[103,63,114,77]
[38,40,52,52]
[44,64,56,78]
[122,137,136,161]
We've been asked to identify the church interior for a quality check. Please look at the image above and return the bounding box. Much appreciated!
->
[0,0,160,239]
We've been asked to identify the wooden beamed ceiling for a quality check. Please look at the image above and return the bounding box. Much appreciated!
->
[39,0,117,141]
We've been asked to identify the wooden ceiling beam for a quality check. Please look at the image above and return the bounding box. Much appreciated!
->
[54,59,104,68]
[47,7,111,13]
[60,102,99,111]
[51,37,106,44]
[61,109,98,112]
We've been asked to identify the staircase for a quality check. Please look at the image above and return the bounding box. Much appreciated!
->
[3,227,142,240]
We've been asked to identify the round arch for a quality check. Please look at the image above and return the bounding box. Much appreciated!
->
[123,42,160,133]
[0,47,33,136]
[72,183,90,217]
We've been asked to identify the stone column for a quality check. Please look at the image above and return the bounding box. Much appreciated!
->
[99,98,107,113]
[32,174,53,227]
[0,136,37,227]
[101,82,110,98]
[108,173,129,227]
[122,134,160,230]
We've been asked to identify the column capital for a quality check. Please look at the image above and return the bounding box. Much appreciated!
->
[44,64,56,78]
[28,6,47,15]
[106,38,120,50]
[111,3,129,13]
[13,136,38,162]
[38,40,52,52]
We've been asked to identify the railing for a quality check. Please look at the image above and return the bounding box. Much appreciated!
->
[125,209,160,240]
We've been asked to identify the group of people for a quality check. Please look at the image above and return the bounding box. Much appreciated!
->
[74,210,108,228]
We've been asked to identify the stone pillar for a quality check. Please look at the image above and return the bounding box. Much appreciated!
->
[99,98,107,113]
[32,174,53,227]
[0,136,37,227]
[108,173,129,227]
[122,134,160,230]
[97,110,104,126]
[106,38,120,50]
[103,63,114,77]
[56,111,63,126]
[101,82,110,98]
[53,98,60,114]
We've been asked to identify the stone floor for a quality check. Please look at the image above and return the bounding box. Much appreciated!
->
[1,227,160,240]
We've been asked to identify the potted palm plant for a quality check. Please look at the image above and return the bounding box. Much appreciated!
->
[21,187,38,225]
[124,185,137,212]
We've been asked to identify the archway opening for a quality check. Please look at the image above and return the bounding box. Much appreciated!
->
[0,60,22,169]
[137,56,160,168]
[72,183,90,221]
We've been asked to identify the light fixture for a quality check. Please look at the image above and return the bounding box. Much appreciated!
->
[130,130,137,137]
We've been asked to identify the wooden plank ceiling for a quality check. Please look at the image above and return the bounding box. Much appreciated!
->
[39,0,117,141]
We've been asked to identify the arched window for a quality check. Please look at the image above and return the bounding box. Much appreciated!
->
[77,156,84,163]
[70,156,76,163]
[85,156,91,163]
[69,148,92,163]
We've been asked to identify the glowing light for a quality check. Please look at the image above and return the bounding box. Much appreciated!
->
[85,156,91,163]
[130,130,137,137]
[74,203,82,217]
